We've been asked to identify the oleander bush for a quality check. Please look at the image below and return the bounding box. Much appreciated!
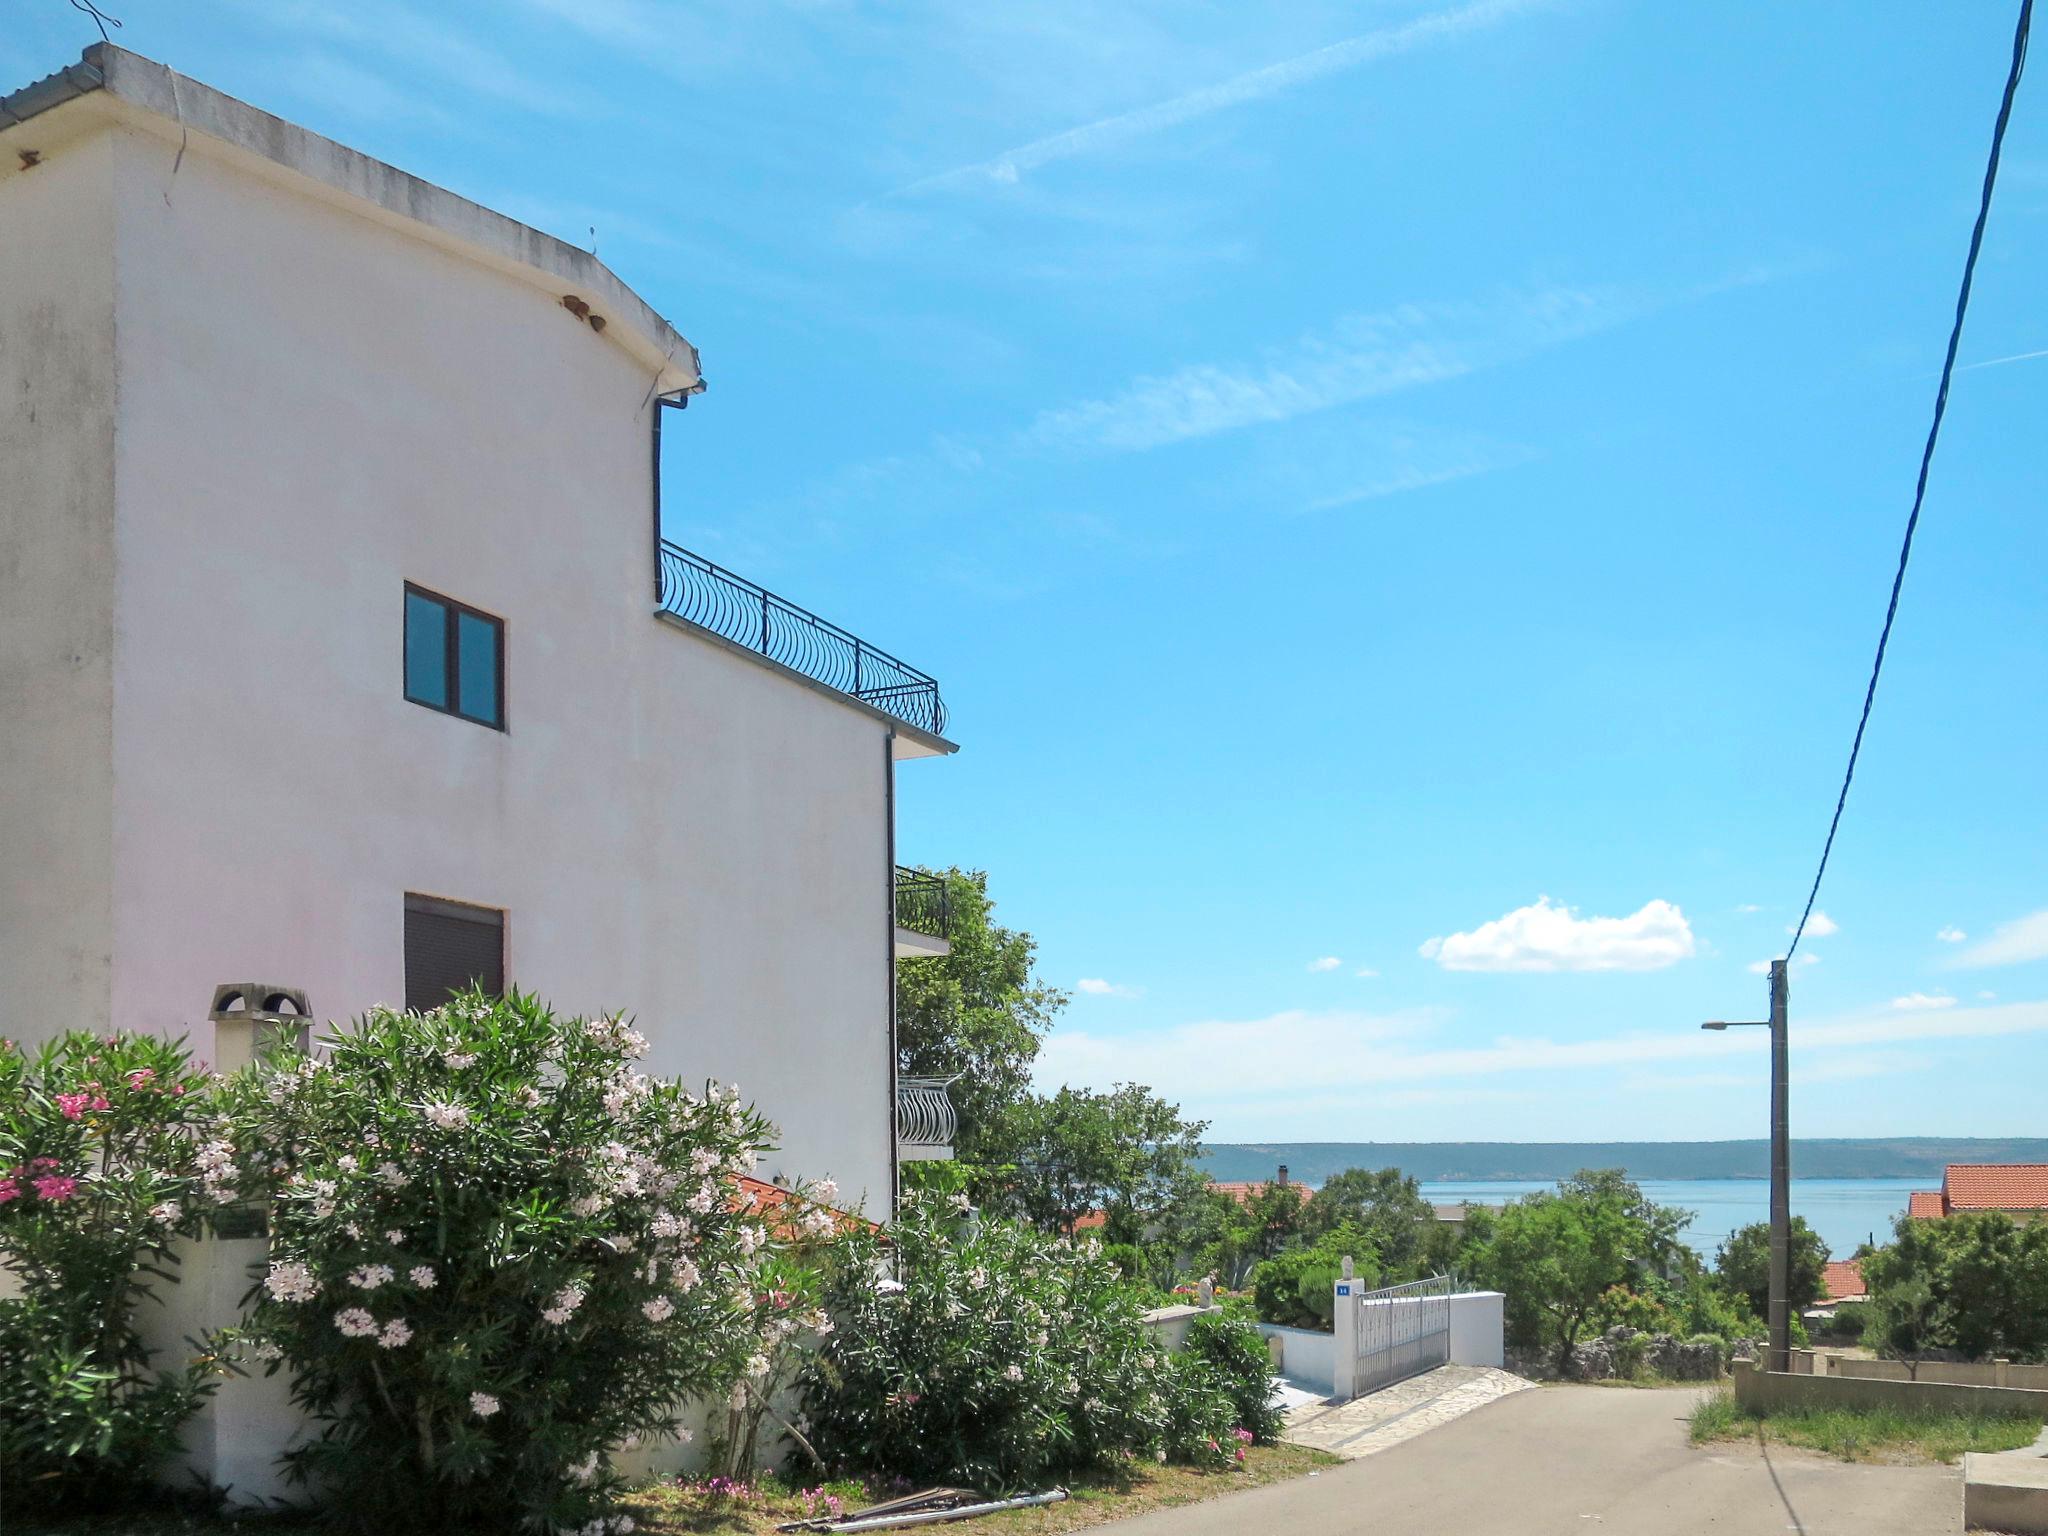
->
[800,1193,1244,1489]
[0,1032,235,1507]
[216,991,824,1535]
[1181,1311,1283,1444]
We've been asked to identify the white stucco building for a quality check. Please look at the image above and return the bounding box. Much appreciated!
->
[1,44,958,1219]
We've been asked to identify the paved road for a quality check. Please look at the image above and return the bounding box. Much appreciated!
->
[1102,1385,1962,1535]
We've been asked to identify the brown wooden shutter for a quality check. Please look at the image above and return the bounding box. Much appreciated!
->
[403,894,504,1012]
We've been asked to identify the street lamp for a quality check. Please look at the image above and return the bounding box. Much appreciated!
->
[1703,957,1791,1374]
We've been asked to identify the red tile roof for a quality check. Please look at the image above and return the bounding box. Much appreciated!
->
[1943,1163,2048,1212]
[1071,1209,1108,1232]
[733,1175,874,1240]
[1907,1190,1947,1219]
[1211,1179,1308,1208]
[1822,1259,1866,1304]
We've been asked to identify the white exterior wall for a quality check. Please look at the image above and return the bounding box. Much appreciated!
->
[2,116,899,1213]
[0,129,119,1035]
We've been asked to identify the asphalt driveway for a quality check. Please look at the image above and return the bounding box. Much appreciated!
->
[1098,1384,1961,1535]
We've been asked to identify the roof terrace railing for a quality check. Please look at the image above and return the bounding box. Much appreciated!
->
[896,1076,959,1150]
[657,539,947,737]
[894,867,950,941]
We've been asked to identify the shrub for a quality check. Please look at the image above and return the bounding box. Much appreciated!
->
[0,1032,236,1506]
[217,992,811,1535]
[1828,1301,1868,1340]
[1182,1311,1282,1443]
[1590,1284,1679,1337]
[1100,1241,1145,1281]
[800,1194,1238,1488]
[1251,1228,1379,1331]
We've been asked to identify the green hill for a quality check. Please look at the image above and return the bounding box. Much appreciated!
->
[1199,1138,2048,1185]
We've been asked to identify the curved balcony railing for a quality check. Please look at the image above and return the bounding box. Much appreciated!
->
[894,867,949,941]
[896,1076,959,1149]
[657,540,947,737]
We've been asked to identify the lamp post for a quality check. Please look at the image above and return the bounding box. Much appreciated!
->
[1703,957,1790,1373]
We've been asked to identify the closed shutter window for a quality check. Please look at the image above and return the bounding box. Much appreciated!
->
[404,894,505,1012]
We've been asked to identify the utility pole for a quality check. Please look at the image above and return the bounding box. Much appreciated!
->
[1704,956,1792,1373]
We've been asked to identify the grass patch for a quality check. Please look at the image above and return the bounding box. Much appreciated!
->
[4,1446,1338,1536]
[1688,1384,2044,1465]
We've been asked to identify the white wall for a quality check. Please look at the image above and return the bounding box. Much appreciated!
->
[0,130,119,1037]
[1448,1291,1506,1369]
[4,117,900,1214]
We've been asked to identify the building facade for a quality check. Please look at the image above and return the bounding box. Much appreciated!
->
[1,44,955,1220]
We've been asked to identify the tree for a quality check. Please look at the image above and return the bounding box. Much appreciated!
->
[895,868,1066,1167]
[1299,1167,1432,1279]
[1001,1085,1208,1242]
[1715,1216,1830,1320]
[1561,1168,1697,1278]
[1862,1211,2048,1365]
[1483,1187,1644,1370]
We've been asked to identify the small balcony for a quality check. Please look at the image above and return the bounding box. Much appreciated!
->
[656,539,950,756]
[893,866,950,959]
[897,1076,958,1162]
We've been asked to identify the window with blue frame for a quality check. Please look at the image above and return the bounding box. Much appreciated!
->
[404,584,504,729]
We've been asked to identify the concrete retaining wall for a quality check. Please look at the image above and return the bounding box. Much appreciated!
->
[1733,1360,2048,1419]
[1787,1350,2048,1391]
[1258,1323,1339,1395]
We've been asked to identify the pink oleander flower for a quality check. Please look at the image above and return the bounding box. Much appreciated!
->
[31,1174,78,1202]
[0,1179,20,1205]
[55,1092,89,1120]
[127,1068,156,1089]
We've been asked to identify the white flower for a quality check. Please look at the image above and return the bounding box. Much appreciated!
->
[650,1210,683,1239]
[567,1450,599,1486]
[248,1339,285,1362]
[515,1085,543,1109]
[265,1260,319,1304]
[967,1267,989,1291]
[1154,1449,1167,1464]
[677,1427,693,1444]
[442,1050,478,1070]
[950,1191,973,1212]
[571,1194,607,1218]
[875,1278,906,1297]
[383,1229,405,1245]
[614,1515,637,1533]
[470,1391,500,1419]
[337,1154,359,1172]
[377,1162,411,1189]
[378,1319,413,1348]
[642,1296,675,1322]
[422,1101,469,1130]
[799,1207,835,1238]
[149,1200,182,1226]
[735,1224,764,1256]
[686,1183,717,1215]
[745,1353,770,1379]
[348,1264,396,1292]
[334,1307,377,1338]
[671,1258,700,1293]
[611,1233,636,1254]
[1003,1364,1024,1382]
[541,1283,587,1326]
[311,1199,337,1220]
[813,1177,840,1205]
[409,1265,437,1289]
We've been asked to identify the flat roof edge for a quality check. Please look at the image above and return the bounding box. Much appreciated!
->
[2,45,700,393]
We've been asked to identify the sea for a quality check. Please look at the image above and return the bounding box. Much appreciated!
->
[1419,1177,1923,1260]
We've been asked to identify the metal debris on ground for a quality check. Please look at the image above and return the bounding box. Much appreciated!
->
[775,1485,1069,1533]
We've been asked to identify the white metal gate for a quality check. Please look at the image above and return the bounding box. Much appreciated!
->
[1350,1274,1453,1396]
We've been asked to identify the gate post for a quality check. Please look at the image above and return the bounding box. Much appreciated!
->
[1331,1257,1359,1400]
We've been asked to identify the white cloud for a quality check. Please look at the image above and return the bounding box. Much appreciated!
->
[1890,992,1956,1011]
[1747,954,1821,975]
[897,0,1544,196]
[1075,978,1142,999]
[1792,911,1839,938]
[1735,903,1763,914]
[1355,966,1380,979]
[1937,926,1968,944]
[1307,956,1343,973]
[1420,896,1694,973]
[1980,990,1999,1001]
[1954,910,2048,969]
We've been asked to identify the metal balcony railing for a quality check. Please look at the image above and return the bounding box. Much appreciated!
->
[896,1076,959,1150]
[657,540,947,737]
[894,867,949,941]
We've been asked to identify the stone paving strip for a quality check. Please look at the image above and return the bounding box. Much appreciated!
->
[1280,1364,1536,1460]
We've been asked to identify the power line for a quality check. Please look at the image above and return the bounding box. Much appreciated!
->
[1786,0,2033,959]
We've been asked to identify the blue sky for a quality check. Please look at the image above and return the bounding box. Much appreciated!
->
[11,1,2044,1143]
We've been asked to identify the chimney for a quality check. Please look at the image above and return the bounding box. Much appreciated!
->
[1277,1164,1289,1187]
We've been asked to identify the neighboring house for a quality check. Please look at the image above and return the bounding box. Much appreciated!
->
[0,44,958,1216]
[1903,1165,2048,1223]
[1821,1259,1867,1306]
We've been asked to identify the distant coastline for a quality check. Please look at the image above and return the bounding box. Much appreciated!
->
[1198,1138,2048,1185]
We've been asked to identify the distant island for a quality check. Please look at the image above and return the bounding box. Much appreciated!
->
[1198,1138,2048,1185]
